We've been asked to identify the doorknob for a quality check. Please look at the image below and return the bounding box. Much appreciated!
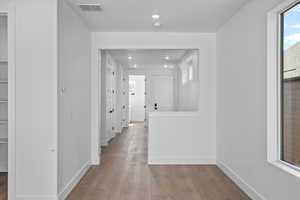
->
[154,103,158,110]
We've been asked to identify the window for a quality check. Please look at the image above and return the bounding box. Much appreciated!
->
[280,2,300,168]
[268,0,300,174]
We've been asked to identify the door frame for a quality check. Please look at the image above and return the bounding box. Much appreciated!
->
[91,48,200,165]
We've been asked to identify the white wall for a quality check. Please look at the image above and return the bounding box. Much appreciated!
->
[14,0,58,198]
[148,112,215,164]
[100,52,121,145]
[217,0,300,200]
[116,63,126,132]
[58,0,91,198]
[129,75,145,121]
[91,32,216,162]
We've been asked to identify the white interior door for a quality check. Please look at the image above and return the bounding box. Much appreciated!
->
[149,75,174,111]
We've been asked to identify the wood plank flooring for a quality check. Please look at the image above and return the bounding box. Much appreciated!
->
[67,123,251,200]
[0,173,7,200]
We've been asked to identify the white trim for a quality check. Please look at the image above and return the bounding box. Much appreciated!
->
[148,156,216,165]
[15,195,57,200]
[217,161,266,200]
[58,161,91,200]
[101,140,108,147]
[269,160,300,178]
[267,1,281,164]
[7,4,16,200]
[91,32,216,169]
[267,0,300,177]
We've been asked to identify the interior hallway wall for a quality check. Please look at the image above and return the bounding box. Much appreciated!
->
[14,0,58,198]
[116,63,127,132]
[58,0,91,196]
[216,0,300,199]
[100,52,122,146]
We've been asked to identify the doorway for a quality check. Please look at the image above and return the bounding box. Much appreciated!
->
[99,49,200,148]
[129,75,145,123]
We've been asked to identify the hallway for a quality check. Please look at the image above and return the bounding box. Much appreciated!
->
[67,123,251,200]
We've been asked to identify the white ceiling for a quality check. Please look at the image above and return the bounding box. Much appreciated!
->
[67,0,250,32]
[107,49,194,68]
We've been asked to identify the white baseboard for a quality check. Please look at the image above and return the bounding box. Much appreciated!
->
[148,156,216,165]
[101,136,108,146]
[16,195,57,200]
[101,140,108,146]
[58,161,91,200]
[217,161,266,200]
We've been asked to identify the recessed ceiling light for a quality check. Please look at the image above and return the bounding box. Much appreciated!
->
[133,64,137,68]
[152,14,160,20]
[152,9,160,19]
[165,56,169,60]
[164,64,168,68]
[128,56,132,60]
[153,21,161,27]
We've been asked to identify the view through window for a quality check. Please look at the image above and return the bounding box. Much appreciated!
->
[281,2,300,167]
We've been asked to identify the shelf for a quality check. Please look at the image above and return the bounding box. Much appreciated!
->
[0,61,7,63]
[0,138,8,144]
[0,100,7,103]
[0,120,8,124]
[0,81,8,84]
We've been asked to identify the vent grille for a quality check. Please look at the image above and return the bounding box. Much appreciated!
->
[79,4,102,12]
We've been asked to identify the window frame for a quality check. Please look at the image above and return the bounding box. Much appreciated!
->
[267,0,300,177]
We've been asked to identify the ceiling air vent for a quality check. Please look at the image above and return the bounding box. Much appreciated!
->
[79,4,102,12]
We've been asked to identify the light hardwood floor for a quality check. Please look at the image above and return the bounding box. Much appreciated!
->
[67,123,251,200]
[0,173,7,200]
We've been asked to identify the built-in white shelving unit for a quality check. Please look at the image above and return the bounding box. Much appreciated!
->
[0,14,8,172]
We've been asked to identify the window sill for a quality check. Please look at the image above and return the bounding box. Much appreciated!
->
[269,160,300,179]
